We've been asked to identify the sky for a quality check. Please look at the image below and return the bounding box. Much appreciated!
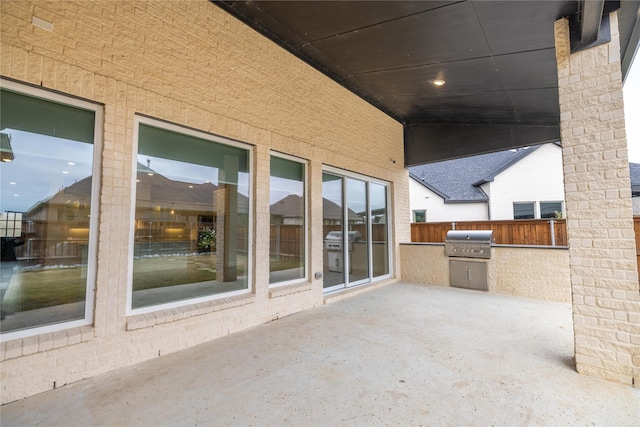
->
[623,55,640,163]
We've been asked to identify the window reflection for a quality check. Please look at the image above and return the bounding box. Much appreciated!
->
[322,172,391,291]
[131,122,251,310]
[370,183,389,277]
[347,178,369,283]
[269,156,305,285]
[0,129,95,333]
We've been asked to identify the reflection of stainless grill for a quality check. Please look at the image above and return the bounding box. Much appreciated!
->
[324,231,343,251]
[324,231,362,273]
[444,230,493,259]
[324,231,362,251]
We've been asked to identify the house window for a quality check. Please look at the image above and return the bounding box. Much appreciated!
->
[413,210,426,223]
[269,154,306,285]
[513,202,535,219]
[0,81,101,337]
[130,118,251,312]
[540,201,563,218]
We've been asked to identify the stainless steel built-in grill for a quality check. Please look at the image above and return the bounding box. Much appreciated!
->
[444,230,494,259]
[445,230,493,291]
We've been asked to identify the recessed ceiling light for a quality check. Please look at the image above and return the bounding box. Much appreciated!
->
[148,173,154,176]
[9,181,16,185]
[188,185,194,188]
[433,79,446,86]
[67,161,75,165]
[62,170,69,174]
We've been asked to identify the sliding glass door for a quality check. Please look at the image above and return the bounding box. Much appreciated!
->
[346,178,369,285]
[322,173,344,289]
[322,169,391,292]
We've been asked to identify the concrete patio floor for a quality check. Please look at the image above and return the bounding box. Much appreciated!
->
[2,282,638,426]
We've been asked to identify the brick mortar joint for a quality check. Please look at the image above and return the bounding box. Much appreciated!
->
[125,293,255,331]
[269,281,313,299]
[0,325,94,362]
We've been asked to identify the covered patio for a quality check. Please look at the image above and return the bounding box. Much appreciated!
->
[2,282,638,426]
[0,0,638,404]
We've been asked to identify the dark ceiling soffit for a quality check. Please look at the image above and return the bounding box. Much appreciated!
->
[570,1,620,53]
[404,124,560,167]
[577,0,605,43]
[622,10,640,82]
[213,0,400,122]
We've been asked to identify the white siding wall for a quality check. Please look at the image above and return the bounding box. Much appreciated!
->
[409,177,488,222]
[488,144,565,220]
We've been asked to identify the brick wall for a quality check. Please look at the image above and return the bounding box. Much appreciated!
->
[399,243,571,303]
[555,15,640,386]
[0,1,407,403]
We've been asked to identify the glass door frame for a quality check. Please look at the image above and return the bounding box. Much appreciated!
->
[322,166,393,293]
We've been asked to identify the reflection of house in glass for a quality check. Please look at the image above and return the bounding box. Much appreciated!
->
[270,194,304,225]
[134,162,249,257]
[16,163,251,265]
[321,198,360,225]
[17,175,92,265]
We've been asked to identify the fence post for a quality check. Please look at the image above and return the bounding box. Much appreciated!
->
[452,222,456,230]
[549,219,556,246]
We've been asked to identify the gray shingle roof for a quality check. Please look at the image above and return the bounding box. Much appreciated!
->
[409,146,544,203]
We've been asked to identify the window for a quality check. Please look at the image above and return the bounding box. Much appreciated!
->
[130,118,251,312]
[513,202,535,219]
[0,81,101,337]
[540,201,563,218]
[322,168,391,291]
[370,182,389,278]
[413,210,426,223]
[269,154,306,285]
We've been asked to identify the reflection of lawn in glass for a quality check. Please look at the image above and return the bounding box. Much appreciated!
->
[133,254,218,291]
[6,254,296,312]
[270,258,303,272]
[4,268,86,312]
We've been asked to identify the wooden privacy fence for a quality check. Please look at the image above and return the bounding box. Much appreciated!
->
[270,224,388,260]
[411,219,568,246]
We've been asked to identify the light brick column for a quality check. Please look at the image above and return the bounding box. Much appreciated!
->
[555,14,639,386]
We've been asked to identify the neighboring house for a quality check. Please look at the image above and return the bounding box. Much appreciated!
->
[270,194,361,226]
[409,143,565,222]
[631,163,640,215]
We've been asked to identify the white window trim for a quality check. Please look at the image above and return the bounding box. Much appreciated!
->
[127,115,254,316]
[269,151,309,288]
[0,78,102,342]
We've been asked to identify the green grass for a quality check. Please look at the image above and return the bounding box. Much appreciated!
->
[3,254,300,312]
[269,259,303,271]
[132,254,218,291]
[3,268,86,311]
